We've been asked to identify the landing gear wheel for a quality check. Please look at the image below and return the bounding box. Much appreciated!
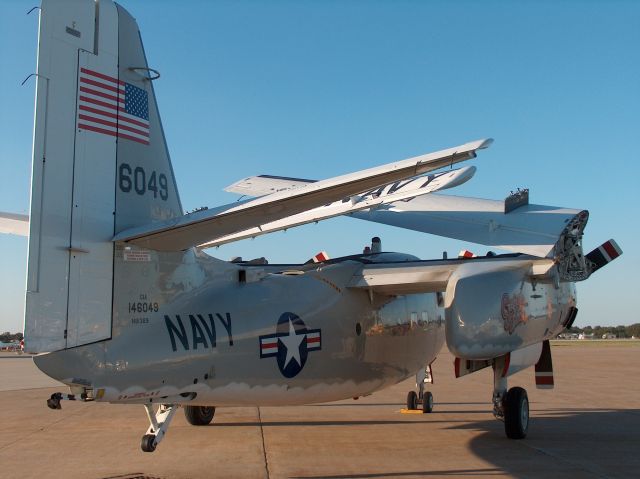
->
[504,387,529,439]
[422,391,434,413]
[46,393,62,410]
[406,391,418,410]
[141,434,156,452]
[184,406,216,426]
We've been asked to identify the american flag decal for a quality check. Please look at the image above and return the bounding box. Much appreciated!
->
[77,68,150,145]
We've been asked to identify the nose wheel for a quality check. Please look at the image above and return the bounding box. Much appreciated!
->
[406,389,434,413]
[421,391,434,413]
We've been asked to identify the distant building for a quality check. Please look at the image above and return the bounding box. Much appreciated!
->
[0,341,20,352]
[602,333,617,339]
[578,333,594,340]
[557,333,579,340]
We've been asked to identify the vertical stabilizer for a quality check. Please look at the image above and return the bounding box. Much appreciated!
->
[25,0,181,352]
[113,4,182,231]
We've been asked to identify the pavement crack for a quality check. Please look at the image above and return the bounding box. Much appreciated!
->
[257,406,271,479]
[520,442,612,479]
[0,406,87,452]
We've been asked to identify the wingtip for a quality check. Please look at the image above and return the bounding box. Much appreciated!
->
[478,138,494,149]
[607,238,623,256]
[461,138,493,152]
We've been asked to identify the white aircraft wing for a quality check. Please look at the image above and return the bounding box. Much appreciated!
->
[199,166,475,248]
[348,259,460,294]
[114,139,492,251]
[347,237,622,297]
[0,212,29,237]
[347,256,549,295]
[224,175,315,197]
[351,193,587,258]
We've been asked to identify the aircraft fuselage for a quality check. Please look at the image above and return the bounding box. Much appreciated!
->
[34,251,446,406]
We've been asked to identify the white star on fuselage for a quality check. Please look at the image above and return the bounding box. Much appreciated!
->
[279,320,305,368]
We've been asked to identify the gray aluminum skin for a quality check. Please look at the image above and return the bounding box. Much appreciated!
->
[444,260,576,360]
[34,251,446,406]
[33,250,576,407]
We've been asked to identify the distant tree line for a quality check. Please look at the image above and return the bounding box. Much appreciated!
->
[2,325,639,343]
[0,332,23,343]
[568,323,640,338]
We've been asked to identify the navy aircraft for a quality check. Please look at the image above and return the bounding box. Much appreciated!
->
[2,0,622,453]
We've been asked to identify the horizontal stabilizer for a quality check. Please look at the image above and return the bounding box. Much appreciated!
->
[586,239,622,274]
[224,175,315,197]
[0,212,29,237]
[114,139,492,251]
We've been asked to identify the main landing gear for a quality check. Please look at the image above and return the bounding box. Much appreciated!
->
[492,361,529,439]
[405,366,434,413]
[184,405,216,426]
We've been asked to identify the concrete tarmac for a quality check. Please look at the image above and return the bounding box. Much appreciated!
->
[1,343,639,479]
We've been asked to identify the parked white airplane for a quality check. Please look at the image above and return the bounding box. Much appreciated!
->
[2,0,621,453]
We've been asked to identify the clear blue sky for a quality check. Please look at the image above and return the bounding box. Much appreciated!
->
[1,0,639,333]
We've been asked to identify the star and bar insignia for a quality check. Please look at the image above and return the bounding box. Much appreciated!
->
[259,312,321,378]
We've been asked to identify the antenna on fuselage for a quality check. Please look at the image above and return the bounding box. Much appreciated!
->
[371,237,382,254]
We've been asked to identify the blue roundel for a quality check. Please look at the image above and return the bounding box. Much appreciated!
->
[276,312,309,378]
[258,312,322,379]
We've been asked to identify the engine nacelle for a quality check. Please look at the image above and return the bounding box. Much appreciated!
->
[445,260,576,360]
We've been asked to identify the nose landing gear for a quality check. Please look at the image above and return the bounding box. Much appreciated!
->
[405,365,435,413]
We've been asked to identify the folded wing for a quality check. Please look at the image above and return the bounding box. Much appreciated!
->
[352,193,588,258]
[199,165,476,248]
[0,212,29,237]
[114,139,492,251]
[224,175,315,197]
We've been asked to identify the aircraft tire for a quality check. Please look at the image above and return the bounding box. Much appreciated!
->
[406,391,418,410]
[504,387,529,439]
[141,434,156,453]
[422,391,434,413]
[184,405,216,426]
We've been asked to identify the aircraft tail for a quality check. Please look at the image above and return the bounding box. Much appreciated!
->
[25,0,181,352]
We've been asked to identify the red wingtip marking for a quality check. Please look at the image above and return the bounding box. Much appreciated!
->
[602,241,620,260]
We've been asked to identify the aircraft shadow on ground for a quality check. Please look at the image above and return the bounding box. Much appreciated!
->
[289,408,640,479]
[311,401,488,407]
[291,469,501,478]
